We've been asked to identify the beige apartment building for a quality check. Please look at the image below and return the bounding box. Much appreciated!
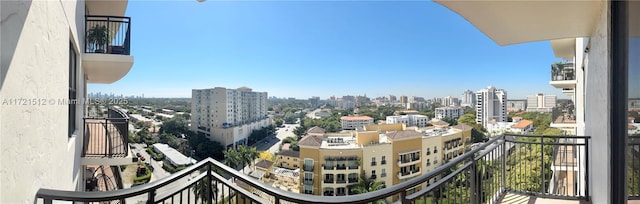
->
[298,123,471,197]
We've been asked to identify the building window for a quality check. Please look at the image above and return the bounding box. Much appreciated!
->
[381,169,386,177]
[381,156,386,164]
[68,43,77,137]
[371,157,376,166]
[304,185,313,194]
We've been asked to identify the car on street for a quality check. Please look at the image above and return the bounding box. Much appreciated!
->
[136,152,141,157]
[145,162,154,172]
[140,156,146,161]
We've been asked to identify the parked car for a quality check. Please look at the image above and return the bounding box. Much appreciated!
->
[136,152,141,157]
[145,162,154,172]
[140,156,146,161]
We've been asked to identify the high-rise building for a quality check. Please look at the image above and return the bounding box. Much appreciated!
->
[298,124,472,198]
[506,99,527,112]
[442,96,459,107]
[526,93,557,112]
[1,1,136,202]
[399,95,409,104]
[435,106,465,119]
[475,86,507,128]
[389,95,397,102]
[191,87,269,148]
[460,89,477,107]
[309,96,320,108]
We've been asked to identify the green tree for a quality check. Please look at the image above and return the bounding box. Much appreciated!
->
[238,145,260,172]
[284,112,296,124]
[293,126,307,139]
[223,148,242,172]
[441,117,458,126]
[350,173,386,204]
[193,176,218,204]
[160,117,189,136]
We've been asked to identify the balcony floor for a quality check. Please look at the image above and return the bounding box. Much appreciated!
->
[499,193,591,204]
[84,119,127,157]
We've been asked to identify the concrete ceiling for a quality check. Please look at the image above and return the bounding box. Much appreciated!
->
[86,0,128,17]
[434,0,604,46]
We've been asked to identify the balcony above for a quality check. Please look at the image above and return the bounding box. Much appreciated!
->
[82,108,132,165]
[549,63,577,89]
[83,16,134,84]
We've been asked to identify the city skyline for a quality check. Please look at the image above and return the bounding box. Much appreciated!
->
[87,1,569,99]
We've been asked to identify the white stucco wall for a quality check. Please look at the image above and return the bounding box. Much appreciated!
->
[1,0,85,203]
[583,1,610,203]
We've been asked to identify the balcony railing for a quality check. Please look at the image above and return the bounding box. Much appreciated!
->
[303,164,314,172]
[85,16,131,55]
[628,136,640,199]
[83,108,129,157]
[551,63,575,81]
[36,134,590,204]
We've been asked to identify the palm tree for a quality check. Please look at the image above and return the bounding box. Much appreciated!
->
[193,176,218,204]
[350,173,386,204]
[223,148,241,171]
[237,145,250,173]
[245,147,260,171]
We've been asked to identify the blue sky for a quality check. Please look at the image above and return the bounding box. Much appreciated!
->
[88,1,569,99]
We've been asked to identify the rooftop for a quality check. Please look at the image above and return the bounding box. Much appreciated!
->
[255,160,274,169]
[152,143,196,166]
[306,126,326,134]
[278,150,300,158]
[320,136,360,149]
[512,119,534,129]
[298,135,323,147]
[386,130,423,140]
[340,116,374,121]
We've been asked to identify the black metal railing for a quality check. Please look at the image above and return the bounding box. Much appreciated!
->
[551,63,576,81]
[628,135,640,199]
[85,15,131,55]
[37,134,590,204]
[83,108,129,157]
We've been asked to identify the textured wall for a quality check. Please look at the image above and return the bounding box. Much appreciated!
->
[583,1,610,203]
[0,0,85,203]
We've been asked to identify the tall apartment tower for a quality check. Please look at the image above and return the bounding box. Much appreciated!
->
[442,96,459,107]
[526,93,557,113]
[475,86,507,128]
[191,87,269,148]
[460,89,477,107]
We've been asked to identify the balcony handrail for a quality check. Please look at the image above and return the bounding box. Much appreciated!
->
[38,134,591,204]
[85,15,131,55]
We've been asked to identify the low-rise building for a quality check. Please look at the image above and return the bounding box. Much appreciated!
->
[386,114,429,127]
[298,123,472,197]
[340,116,374,130]
[152,143,197,167]
[511,119,534,133]
[276,150,300,169]
[434,106,465,119]
[130,114,153,126]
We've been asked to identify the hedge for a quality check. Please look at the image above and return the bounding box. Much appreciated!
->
[133,163,152,183]
[146,147,165,161]
[162,163,186,174]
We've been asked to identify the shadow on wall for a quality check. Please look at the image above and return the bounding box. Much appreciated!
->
[0,0,32,90]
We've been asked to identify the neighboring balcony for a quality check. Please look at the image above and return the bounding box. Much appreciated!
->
[82,108,132,165]
[397,168,421,180]
[83,15,134,84]
[549,62,577,89]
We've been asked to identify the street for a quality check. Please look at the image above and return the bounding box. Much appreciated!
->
[251,124,299,154]
[130,143,170,184]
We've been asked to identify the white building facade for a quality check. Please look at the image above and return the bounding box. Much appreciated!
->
[475,86,507,128]
[191,87,270,148]
[434,106,465,119]
[386,115,429,127]
[460,89,477,107]
[526,93,557,113]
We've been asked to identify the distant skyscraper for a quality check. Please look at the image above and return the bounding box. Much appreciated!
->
[442,96,459,107]
[526,93,556,113]
[400,95,409,104]
[309,96,320,108]
[460,90,477,107]
[475,86,507,128]
[389,95,397,102]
